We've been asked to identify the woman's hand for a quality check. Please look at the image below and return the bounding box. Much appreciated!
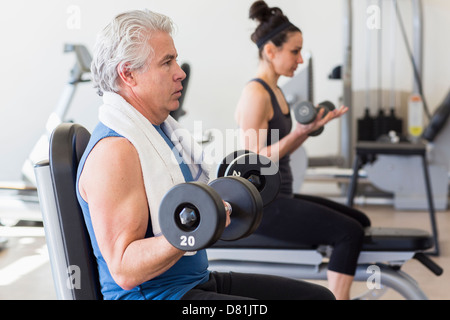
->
[293,105,349,137]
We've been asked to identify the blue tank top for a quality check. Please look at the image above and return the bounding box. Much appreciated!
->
[76,122,209,300]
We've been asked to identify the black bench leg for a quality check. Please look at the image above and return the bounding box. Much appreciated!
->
[421,155,440,256]
[347,155,361,207]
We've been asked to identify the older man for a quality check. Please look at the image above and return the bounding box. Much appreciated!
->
[76,9,334,300]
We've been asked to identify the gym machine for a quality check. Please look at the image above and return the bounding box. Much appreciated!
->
[0,44,92,210]
[289,0,449,211]
[346,0,449,212]
[0,44,93,249]
[0,45,191,230]
[21,44,93,188]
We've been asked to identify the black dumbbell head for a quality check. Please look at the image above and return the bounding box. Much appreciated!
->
[216,150,253,179]
[224,153,280,206]
[308,101,335,136]
[209,176,263,241]
[318,100,336,112]
[293,101,316,124]
[308,126,324,136]
[159,182,226,251]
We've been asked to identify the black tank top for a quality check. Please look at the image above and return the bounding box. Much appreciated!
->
[251,78,293,196]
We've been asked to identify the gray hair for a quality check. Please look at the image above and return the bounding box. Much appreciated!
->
[91,9,174,96]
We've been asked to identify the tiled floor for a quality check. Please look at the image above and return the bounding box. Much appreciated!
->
[0,200,448,300]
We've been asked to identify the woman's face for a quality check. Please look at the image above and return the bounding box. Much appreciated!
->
[271,31,303,77]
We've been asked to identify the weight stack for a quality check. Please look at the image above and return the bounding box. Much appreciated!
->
[373,109,391,140]
[357,109,375,141]
[387,108,403,137]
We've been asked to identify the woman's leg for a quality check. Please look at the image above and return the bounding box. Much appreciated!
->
[294,193,371,227]
[254,196,365,299]
[327,270,354,300]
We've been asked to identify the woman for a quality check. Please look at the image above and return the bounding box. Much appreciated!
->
[235,0,371,300]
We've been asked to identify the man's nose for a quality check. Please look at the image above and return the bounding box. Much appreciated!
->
[176,63,187,82]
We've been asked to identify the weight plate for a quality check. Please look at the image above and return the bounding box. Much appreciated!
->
[235,177,264,238]
[227,176,263,239]
[309,126,324,136]
[224,153,281,206]
[216,150,253,179]
[293,101,316,124]
[159,182,226,251]
[306,101,335,137]
[209,177,263,241]
[318,100,336,111]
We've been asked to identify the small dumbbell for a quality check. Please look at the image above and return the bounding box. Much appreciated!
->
[216,151,281,206]
[292,100,336,136]
[159,176,263,251]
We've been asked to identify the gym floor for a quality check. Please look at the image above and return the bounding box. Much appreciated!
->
[0,201,449,300]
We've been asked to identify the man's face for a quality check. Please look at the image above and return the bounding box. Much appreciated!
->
[132,31,186,119]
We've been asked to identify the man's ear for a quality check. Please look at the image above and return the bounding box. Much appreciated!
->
[116,62,136,87]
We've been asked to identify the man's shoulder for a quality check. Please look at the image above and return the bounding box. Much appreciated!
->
[93,136,137,161]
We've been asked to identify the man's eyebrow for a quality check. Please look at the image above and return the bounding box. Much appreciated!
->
[159,53,177,63]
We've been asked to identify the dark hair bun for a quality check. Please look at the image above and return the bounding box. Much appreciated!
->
[249,0,300,51]
[249,0,282,23]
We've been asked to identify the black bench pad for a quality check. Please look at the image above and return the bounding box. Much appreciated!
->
[362,227,433,251]
[212,227,433,252]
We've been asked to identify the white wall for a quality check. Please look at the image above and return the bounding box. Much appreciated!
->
[0,0,449,181]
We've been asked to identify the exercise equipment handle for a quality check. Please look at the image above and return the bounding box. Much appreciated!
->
[413,252,443,276]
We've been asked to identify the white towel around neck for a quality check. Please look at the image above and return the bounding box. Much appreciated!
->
[98,92,211,237]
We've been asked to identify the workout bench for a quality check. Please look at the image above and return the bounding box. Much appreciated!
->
[34,123,101,299]
[34,122,443,300]
[208,227,443,300]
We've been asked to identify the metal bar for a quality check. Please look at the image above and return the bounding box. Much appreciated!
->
[207,260,428,300]
[421,155,440,256]
[347,155,361,206]
[34,162,74,300]
[412,0,423,95]
[342,0,353,168]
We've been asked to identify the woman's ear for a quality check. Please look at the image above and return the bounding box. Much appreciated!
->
[116,62,137,87]
[263,42,277,60]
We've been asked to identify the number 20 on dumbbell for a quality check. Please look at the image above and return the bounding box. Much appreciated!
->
[158,152,281,251]
[159,177,263,251]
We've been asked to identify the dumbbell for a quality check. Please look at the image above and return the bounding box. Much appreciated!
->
[159,176,263,251]
[216,149,254,178]
[216,151,281,206]
[292,100,335,136]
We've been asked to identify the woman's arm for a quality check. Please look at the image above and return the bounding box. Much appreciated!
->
[235,83,348,162]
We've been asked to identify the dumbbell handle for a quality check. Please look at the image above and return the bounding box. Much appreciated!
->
[179,201,232,229]
[223,201,232,215]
